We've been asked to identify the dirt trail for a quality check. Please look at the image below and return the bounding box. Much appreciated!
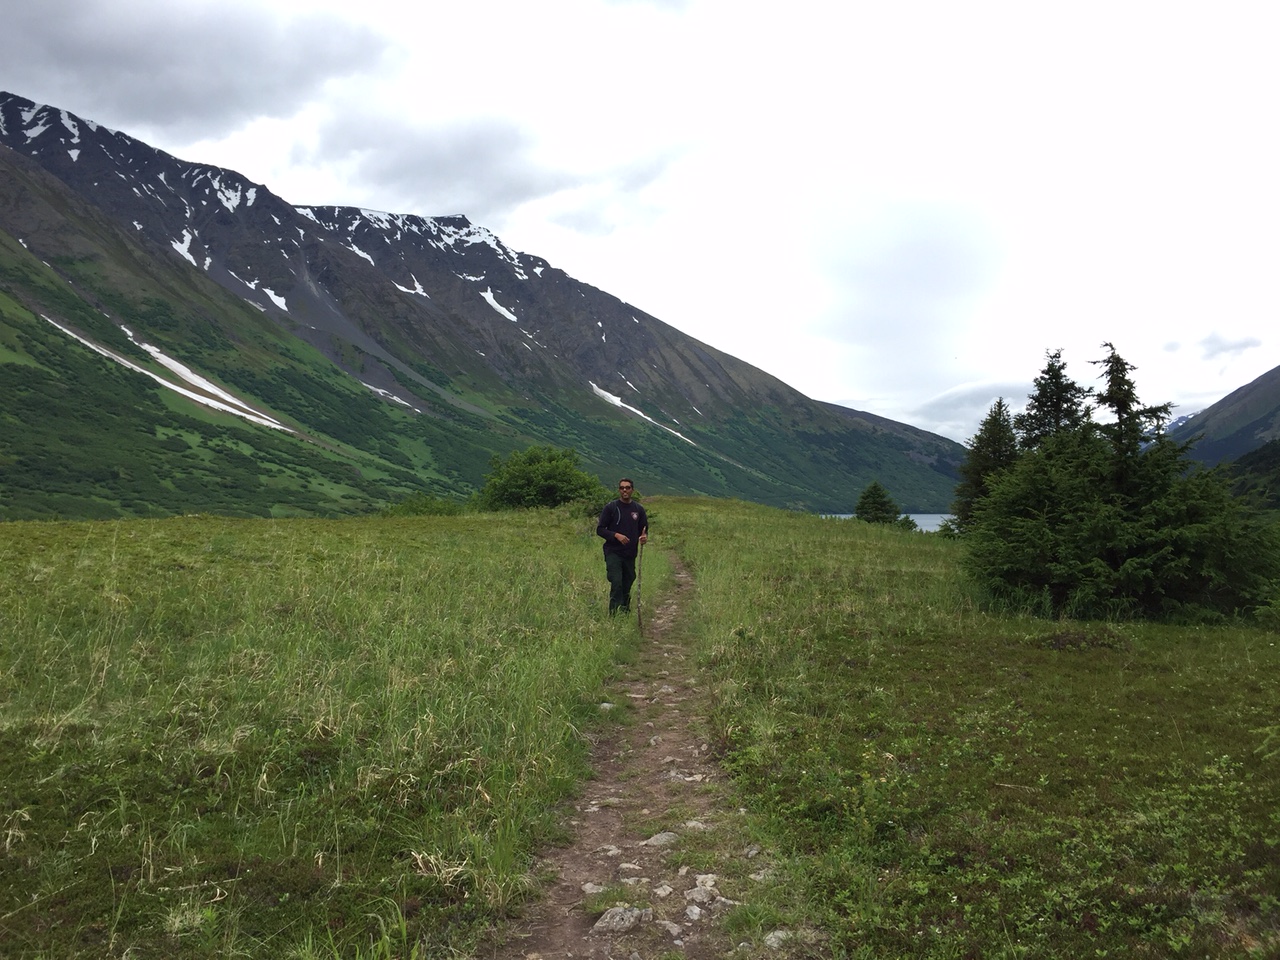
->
[480,557,751,960]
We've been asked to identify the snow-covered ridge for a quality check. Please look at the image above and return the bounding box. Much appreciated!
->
[295,205,531,280]
[3,95,121,151]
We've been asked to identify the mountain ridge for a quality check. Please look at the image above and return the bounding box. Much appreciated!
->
[1,90,964,518]
[1167,363,1280,466]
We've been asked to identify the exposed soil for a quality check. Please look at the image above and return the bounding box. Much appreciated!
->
[479,558,752,960]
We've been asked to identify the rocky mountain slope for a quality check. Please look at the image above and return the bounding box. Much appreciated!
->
[1,90,964,518]
[1167,363,1280,466]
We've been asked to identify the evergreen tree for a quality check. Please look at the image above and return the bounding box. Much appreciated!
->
[855,481,902,524]
[964,345,1280,621]
[1091,342,1173,476]
[1013,348,1092,450]
[951,397,1019,530]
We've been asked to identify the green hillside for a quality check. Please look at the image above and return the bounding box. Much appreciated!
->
[1,115,964,521]
[0,217,959,518]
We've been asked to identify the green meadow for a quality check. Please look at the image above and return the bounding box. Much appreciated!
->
[1,499,1277,958]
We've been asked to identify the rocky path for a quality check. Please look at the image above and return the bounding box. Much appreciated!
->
[481,558,760,960]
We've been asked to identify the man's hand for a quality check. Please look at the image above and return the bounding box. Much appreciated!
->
[614,532,629,545]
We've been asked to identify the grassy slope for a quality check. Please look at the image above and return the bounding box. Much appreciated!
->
[1,502,1276,958]
[0,241,464,519]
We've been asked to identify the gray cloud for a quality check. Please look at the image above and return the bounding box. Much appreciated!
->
[308,112,680,229]
[0,0,388,138]
[907,381,1032,443]
[1199,332,1262,360]
[308,117,580,223]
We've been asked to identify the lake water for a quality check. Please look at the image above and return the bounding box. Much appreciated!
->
[827,513,952,532]
[909,514,951,532]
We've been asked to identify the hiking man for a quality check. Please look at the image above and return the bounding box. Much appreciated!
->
[597,478,648,615]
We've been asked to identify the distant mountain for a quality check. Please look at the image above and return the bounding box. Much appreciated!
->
[0,90,963,519]
[1167,363,1280,466]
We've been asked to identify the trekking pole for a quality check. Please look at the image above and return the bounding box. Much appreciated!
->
[636,540,644,634]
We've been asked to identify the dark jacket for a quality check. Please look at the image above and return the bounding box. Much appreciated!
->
[597,499,648,559]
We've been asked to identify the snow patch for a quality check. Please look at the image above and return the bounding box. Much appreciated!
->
[23,115,50,139]
[170,229,198,266]
[346,243,375,266]
[480,287,518,322]
[59,110,80,142]
[589,382,696,446]
[361,382,420,412]
[262,288,288,311]
[43,316,291,432]
[216,184,241,212]
[393,274,430,297]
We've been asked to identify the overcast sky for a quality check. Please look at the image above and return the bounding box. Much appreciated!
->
[3,0,1278,442]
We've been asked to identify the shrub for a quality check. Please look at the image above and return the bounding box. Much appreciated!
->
[475,446,610,511]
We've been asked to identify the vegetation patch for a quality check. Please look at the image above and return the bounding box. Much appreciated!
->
[1039,623,1129,651]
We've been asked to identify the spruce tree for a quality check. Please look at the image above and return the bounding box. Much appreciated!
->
[965,345,1280,620]
[855,481,902,524]
[951,397,1019,530]
[1092,341,1173,474]
[1013,348,1092,450]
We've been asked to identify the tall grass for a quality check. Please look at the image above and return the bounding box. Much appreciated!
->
[664,497,1279,958]
[0,509,667,958]
[4,498,1276,958]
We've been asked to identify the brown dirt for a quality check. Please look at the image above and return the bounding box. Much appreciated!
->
[478,557,752,960]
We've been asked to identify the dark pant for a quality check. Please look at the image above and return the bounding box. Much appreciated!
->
[604,552,637,615]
